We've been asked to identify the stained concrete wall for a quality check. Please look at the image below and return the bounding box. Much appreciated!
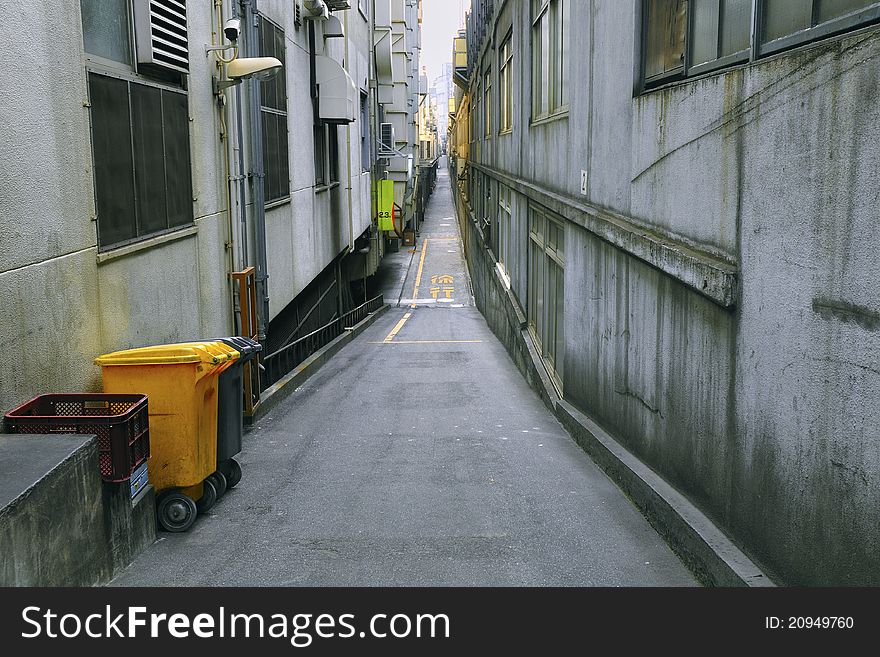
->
[461,2,880,584]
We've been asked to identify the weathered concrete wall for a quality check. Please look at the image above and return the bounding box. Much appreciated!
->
[0,434,155,586]
[0,2,232,416]
[462,2,880,584]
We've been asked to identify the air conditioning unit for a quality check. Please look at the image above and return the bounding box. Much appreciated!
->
[133,0,189,74]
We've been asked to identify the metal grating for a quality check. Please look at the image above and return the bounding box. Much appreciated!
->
[134,0,190,73]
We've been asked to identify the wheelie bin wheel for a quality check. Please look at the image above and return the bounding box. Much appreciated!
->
[219,459,242,488]
[207,470,228,498]
[157,492,197,533]
[196,477,218,514]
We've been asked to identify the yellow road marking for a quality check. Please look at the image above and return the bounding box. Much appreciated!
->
[383,312,412,343]
[411,239,429,308]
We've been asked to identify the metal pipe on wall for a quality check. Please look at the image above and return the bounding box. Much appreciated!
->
[242,0,270,342]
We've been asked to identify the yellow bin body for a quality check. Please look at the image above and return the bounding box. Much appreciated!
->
[95,343,239,494]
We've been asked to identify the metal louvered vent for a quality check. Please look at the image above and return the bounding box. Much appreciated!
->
[133,0,190,74]
[295,0,303,27]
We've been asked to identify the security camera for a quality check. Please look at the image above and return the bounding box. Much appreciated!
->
[224,18,241,42]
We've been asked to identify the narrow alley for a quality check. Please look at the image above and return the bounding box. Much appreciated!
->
[112,163,695,587]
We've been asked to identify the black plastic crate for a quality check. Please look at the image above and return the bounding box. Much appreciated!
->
[4,394,150,483]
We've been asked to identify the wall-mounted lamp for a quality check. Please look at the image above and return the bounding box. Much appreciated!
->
[214,57,283,94]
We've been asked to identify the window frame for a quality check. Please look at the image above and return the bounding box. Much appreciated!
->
[531,0,568,122]
[499,31,513,134]
[641,0,880,90]
[484,67,492,139]
[258,14,291,206]
[81,0,194,252]
[527,203,565,389]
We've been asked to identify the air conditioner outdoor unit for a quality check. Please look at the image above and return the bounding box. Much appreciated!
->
[133,0,190,74]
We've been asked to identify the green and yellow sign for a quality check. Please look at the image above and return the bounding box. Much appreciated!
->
[377,179,395,232]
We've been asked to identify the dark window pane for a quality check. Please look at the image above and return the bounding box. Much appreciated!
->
[644,0,687,79]
[278,114,290,198]
[314,125,326,185]
[691,0,720,66]
[131,83,167,235]
[721,0,752,55]
[275,24,286,111]
[819,0,876,22]
[162,91,193,229]
[328,125,339,182]
[260,19,276,109]
[263,112,280,202]
[89,73,136,247]
[80,0,131,64]
[763,0,812,42]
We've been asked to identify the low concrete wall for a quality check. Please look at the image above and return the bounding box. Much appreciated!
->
[0,434,155,586]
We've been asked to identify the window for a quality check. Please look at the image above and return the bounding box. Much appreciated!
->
[314,124,326,186]
[81,0,193,250]
[528,205,565,388]
[497,184,512,273]
[259,16,290,204]
[360,92,371,172]
[484,68,492,138]
[499,34,513,132]
[80,0,132,65]
[643,0,880,86]
[88,73,193,249]
[531,0,569,119]
[328,125,339,183]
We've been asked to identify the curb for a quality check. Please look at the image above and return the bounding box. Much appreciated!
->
[250,305,390,424]
[555,401,774,587]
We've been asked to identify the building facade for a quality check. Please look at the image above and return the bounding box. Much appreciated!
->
[451,0,880,585]
[0,1,424,415]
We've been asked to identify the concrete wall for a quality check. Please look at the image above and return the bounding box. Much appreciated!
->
[0,434,156,586]
[459,1,880,584]
[0,2,231,416]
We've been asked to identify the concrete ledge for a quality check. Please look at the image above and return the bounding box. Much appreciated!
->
[0,434,156,586]
[555,401,773,587]
[252,305,390,423]
[469,161,738,308]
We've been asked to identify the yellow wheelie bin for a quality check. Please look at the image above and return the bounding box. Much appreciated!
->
[95,342,240,532]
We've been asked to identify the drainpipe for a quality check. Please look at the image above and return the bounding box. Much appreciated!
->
[243,0,270,342]
[344,9,354,255]
[231,0,249,272]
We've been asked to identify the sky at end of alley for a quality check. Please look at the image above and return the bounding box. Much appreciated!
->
[421,0,469,82]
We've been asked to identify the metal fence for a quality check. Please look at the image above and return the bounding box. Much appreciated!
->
[261,295,384,390]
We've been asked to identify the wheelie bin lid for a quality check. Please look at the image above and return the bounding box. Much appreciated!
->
[217,337,262,361]
[95,342,235,367]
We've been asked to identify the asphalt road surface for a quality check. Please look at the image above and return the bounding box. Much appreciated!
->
[112,162,696,587]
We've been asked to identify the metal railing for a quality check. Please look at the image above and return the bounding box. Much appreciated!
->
[261,295,384,390]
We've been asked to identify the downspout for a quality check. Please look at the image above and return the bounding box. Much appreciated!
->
[343,10,354,254]
[232,0,249,272]
[243,0,270,342]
